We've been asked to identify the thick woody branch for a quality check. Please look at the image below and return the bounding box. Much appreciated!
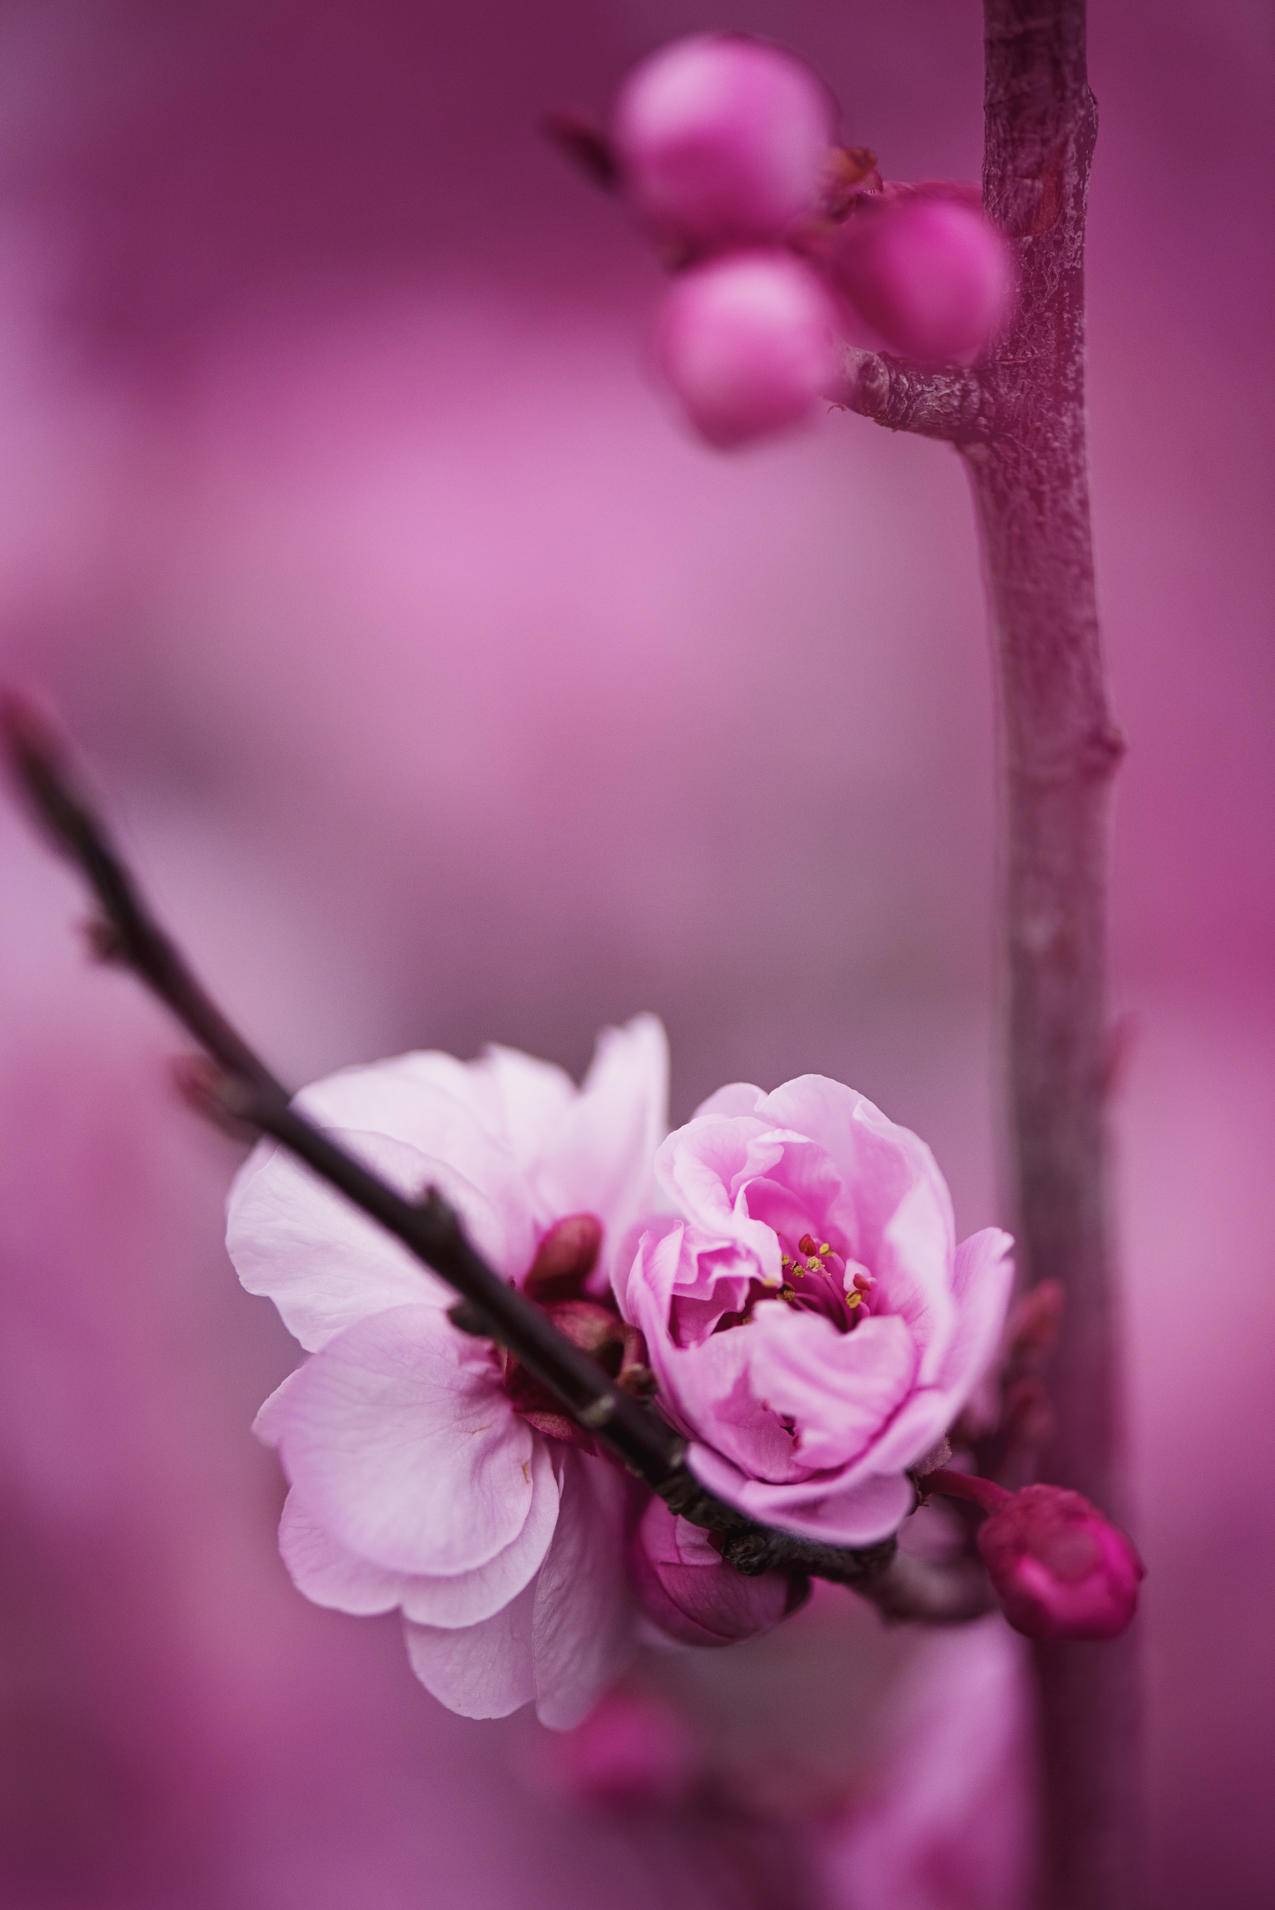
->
[2,694,981,1624]
[976,5,1137,1905]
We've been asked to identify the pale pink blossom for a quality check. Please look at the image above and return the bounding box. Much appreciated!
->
[630,1496,800,1648]
[614,34,834,246]
[654,251,841,447]
[617,1076,1013,1545]
[226,1016,667,1727]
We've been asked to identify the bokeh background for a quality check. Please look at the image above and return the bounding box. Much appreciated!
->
[1,3,1270,1906]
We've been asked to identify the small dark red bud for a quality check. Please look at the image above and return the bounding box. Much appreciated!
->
[525,1213,604,1300]
[977,1484,1144,1642]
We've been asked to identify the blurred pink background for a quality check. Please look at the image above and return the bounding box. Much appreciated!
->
[1,4,1270,1906]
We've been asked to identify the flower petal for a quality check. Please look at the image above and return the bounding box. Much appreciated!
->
[687,1443,914,1546]
[277,1438,562,1629]
[403,1584,537,1720]
[537,1015,669,1240]
[277,1491,404,1614]
[274,1303,534,1575]
[227,1131,512,1350]
[399,1440,560,1628]
[531,1452,634,1729]
[746,1306,920,1473]
[939,1227,1015,1398]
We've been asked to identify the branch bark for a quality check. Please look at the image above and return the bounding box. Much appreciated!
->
[972,6,1137,1906]
[1,692,980,1625]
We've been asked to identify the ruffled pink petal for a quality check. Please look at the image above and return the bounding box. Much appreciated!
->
[471,1043,575,1176]
[938,1227,1015,1398]
[403,1453,633,1729]
[745,1305,920,1472]
[398,1440,560,1628]
[530,1451,634,1729]
[277,1491,404,1614]
[642,1307,808,1485]
[227,1131,513,1350]
[274,1303,535,1575]
[873,1177,960,1381]
[687,1443,915,1546]
[277,1439,562,1628]
[653,1114,781,1277]
[689,1081,765,1122]
[295,1049,507,1164]
[251,1365,305,1447]
[403,1582,537,1720]
[760,1075,955,1268]
[535,1016,669,1248]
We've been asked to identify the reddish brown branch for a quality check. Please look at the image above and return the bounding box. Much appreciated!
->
[840,347,989,442]
[973,4,1138,1905]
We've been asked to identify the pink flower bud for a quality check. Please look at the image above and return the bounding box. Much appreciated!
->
[614,34,835,245]
[654,251,840,448]
[541,1688,699,1808]
[832,196,1014,365]
[631,1497,802,1647]
[977,1485,1144,1641]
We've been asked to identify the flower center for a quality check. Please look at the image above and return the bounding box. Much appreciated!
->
[774,1231,874,1329]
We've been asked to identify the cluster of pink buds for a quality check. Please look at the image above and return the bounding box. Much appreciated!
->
[600,33,1014,446]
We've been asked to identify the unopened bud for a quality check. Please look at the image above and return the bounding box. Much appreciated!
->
[978,1484,1144,1642]
[655,250,840,448]
[831,195,1014,365]
[539,1688,699,1807]
[614,34,835,246]
[631,1497,802,1647]
[525,1212,604,1300]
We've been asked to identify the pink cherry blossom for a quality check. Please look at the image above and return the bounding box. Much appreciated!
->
[616,1075,1013,1546]
[654,251,841,448]
[225,1015,667,1727]
[630,1496,800,1648]
[613,34,835,247]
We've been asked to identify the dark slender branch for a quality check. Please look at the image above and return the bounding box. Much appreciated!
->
[1,692,980,1623]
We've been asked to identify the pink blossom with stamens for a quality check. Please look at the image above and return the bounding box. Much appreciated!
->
[225,1016,667,1727]
[616,1076,1014,1546]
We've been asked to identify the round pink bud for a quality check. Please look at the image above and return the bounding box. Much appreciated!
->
[833,196,1014,365]
[544,1689,699,1807]
[654,250,840,448]
[613,34,835,246]
[977,1485,1145,1642]
[631,1497,802,1648]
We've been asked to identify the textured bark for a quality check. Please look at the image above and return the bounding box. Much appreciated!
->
[967,6,1139,1907]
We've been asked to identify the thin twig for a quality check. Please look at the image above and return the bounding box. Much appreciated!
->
[1,691,982,1620]
[839,347,990,442]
